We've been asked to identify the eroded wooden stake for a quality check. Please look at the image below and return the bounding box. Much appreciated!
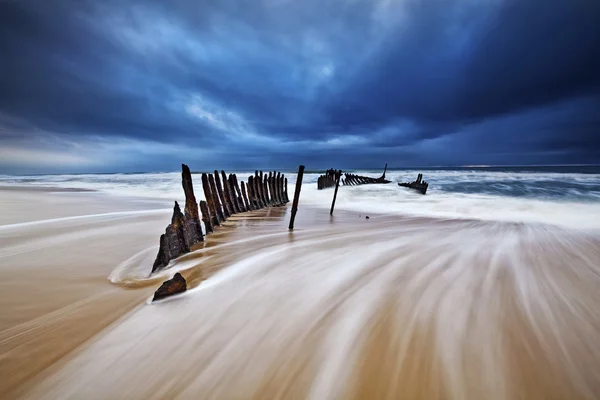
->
[199,200,213,234]
[232,174,246,212]
[289,165,305,230]
[202,173,220,226]
[214,171,232,218]
[241,181,251,211]
[330,170,342,216]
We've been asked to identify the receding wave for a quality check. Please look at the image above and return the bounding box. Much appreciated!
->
[25,216,600,399]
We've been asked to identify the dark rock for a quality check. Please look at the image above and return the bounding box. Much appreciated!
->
[152,272,187,301]
[365,216,370,219]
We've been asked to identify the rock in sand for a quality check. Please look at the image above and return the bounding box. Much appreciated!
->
[152,272,187,301]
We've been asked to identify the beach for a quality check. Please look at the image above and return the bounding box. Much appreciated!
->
[1,172,600,399]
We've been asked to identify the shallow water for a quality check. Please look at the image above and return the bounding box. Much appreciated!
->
[19,212,600,400]
[2,170,600,399]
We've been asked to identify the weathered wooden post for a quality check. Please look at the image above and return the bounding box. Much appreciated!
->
[231,174,246,212]
[289,165,305,230]
[208,174,226,222]
[241,181,251,211]
[247,176,257,209]
[263,173,271,206]
[252,175,262,209]
[199,200,213,234]
[274,172,280,205]
[268,172,275,206]
[275,171,281,204]
[181,164,203,245]
[284,177,289,203]
[226,173,238,213]
[382,163,388,179]
[221,170,238,214]
[233,174,245,212]
[262,172,270,206]
[214,171,232,218]
[202,173,221,226]
[262,173,270,206]
[254,171,264,208]
[330,170,342,216]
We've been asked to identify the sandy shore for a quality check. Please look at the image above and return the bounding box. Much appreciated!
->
[2,187,600,399]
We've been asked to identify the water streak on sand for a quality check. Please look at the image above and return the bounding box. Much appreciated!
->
[20,216,600,400]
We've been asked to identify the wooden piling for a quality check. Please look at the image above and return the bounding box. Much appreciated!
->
[272,172,279,205]
[255,171,262,206]
[330,170,342,215]
[289,165,305,230]
[234,174,245,212]
[254,171,264,208]
[284,177,289,203]
[208,174,226,222]
[274,172,280,204]
[201,173,220,226]
[181,164,200,221]
[263,173,271,206]
[199,200,213,234]
[260,171,268,206]
[274,171,280,205]
[262,173,270,206]
[241,181,251,211]
[231,174,246,212]
[221,170,238,214]
[268,172,275,206]
[214,171,232,218]
[246,175,256,210]
[226,173,238,213]
[247,176,257,209]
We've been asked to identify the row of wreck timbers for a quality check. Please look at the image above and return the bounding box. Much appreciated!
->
[151,163,428,301]
[317,164,429,195]
[152,165,290,274]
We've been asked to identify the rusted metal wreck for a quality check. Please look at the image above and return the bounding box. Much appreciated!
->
[398,173,429,195]
[318,164,391,189]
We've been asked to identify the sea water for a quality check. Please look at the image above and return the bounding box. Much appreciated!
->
[2,165,600,230]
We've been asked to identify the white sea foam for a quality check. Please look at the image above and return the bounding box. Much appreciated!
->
[2,169,600,230]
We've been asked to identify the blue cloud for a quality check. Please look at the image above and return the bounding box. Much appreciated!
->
[0,0,599,173]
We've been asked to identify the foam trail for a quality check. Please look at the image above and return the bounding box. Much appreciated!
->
[22,218,600,400]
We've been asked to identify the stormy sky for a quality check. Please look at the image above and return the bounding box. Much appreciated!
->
[1,0,599,174]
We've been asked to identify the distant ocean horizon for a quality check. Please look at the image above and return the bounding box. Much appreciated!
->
[2,163,600,177]
[2,164,600,230]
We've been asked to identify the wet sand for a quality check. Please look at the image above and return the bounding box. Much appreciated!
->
[2,187,600,399]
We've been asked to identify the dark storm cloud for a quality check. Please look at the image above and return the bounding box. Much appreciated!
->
[0,0,599,173]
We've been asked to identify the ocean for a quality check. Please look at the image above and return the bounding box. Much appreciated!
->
[2,165,600,230]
